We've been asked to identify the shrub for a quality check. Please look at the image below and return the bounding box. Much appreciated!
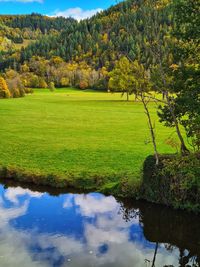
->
[6,76,25,98]
[141,154,200,212]
[38,77,48,88]
[24,88,33,94]
[79,80,89,89]
[60,77,70,87]
[0,77,10,98]
[49,82,55,91]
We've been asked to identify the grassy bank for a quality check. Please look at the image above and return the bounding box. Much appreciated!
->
[0,88,175,192]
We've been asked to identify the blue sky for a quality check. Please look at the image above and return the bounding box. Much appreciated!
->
[0,0,118,20]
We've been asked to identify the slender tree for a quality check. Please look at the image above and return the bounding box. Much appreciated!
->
[131,60,159,165]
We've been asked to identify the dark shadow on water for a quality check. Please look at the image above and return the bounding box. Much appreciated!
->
[0,177,86,196]
[119,198,200,267]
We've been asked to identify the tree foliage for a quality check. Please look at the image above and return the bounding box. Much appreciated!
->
[0,76,10,98]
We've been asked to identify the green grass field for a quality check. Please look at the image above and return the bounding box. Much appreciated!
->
[0,88,177,189]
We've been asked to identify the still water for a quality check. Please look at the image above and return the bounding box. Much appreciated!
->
[0,180,199,267]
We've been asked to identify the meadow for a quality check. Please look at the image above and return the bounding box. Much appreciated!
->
[0,88,176,190]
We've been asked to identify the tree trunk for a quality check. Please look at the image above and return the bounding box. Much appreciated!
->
[135,93,137,101]
[158,62,189,155]
[165,92,189,155]
[151,242,159,267]
[142,94,159,165]
[126,90,129,101]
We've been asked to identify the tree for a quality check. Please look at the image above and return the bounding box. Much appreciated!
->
[108,57,135,101]
[0,77,10,98]
[159,0,200,151]
[49,82,55,92]
[159,64,200,151]
[140,0,189,154]
[110,57,159,164]
[5,69,25,98]
[131,60,159,165]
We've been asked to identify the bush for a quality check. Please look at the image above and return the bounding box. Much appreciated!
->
[60,77,70,87]
[49,82,55,91]
[79,80,89,89]
[141,154,200,212]
[38,77,48,88]
[0,77,10,98]
[6,76,25,98]
[24,87,33,94]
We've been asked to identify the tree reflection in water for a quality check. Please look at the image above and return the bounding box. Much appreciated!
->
[118,199,200,267]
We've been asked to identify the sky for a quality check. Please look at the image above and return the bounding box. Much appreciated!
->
[0,0,119,20]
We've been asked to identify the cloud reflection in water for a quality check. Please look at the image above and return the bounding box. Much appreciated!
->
[0,184,194,267]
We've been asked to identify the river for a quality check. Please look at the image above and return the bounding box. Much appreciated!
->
[0,180,199,267]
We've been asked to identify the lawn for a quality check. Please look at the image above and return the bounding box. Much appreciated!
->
[0,88,176,189]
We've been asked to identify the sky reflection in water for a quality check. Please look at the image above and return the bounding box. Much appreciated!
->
[0,183,199,267]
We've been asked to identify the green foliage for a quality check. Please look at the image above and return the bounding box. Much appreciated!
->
[158,0,200,151]
[109,57,136,97]
[49,82,55,91]
[173,0,200,42]
[142,154,200,212]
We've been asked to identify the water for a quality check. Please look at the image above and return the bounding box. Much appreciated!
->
[0,180,199,267]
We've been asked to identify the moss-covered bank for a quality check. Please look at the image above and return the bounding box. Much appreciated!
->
[141,153,200,213]
[0,165,140,198]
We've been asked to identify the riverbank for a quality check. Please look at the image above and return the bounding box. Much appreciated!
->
[0,163,140,197]
[1,152,200,213]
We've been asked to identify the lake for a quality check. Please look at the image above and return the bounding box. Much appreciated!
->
[0,180,199,267]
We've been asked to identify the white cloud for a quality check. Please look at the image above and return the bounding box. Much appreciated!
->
[0,0,43,2]
[74,194,118,217]
[0,200,28,227]
[51,7,102,21]
[4,187,43,204]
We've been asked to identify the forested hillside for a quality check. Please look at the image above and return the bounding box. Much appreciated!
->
[0,0,199,94]
[0,14,77,67]
[1,1,170,70]
[0,0,172,91]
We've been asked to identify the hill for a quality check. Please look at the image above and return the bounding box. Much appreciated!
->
[0,0,172,91]
[0,1,171,70]
[0,13,77,69]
